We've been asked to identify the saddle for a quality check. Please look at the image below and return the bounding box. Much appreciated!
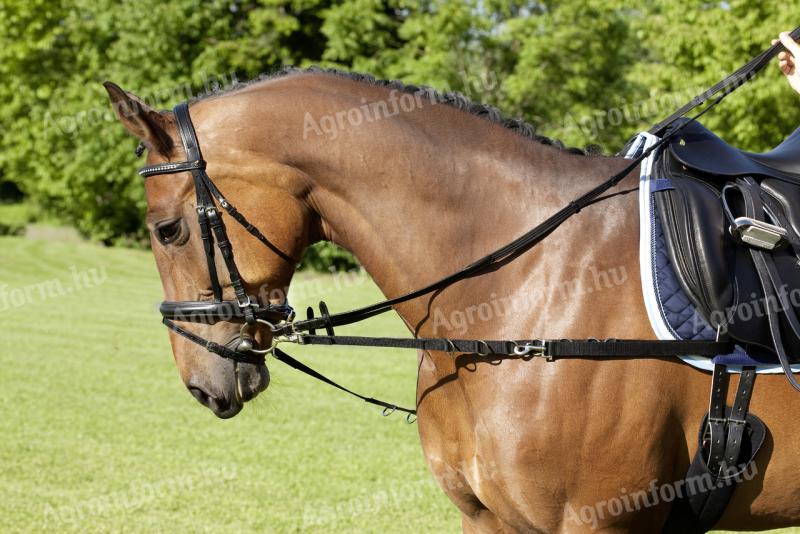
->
[653,119,800,372]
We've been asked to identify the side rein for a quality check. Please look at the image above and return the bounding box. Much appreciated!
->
[137,103,730,415]
[136,28,800,415]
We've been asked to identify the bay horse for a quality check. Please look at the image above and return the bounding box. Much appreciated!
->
[105,69,800,533]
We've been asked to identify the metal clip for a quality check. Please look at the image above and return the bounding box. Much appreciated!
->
[729,217,787,251]
[512,341,549,360]
[237,319,294,355]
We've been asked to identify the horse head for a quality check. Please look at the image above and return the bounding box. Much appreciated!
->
[104,82,316,417]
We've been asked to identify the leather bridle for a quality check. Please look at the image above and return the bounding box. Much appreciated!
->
[139,102,295,365]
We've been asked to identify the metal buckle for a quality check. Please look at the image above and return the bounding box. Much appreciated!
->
[512,341,549,360]
[729,217,787,251]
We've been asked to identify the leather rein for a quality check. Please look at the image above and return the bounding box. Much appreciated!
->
[137,29,800,417]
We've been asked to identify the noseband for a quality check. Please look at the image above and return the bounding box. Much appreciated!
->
[139,103,295,365]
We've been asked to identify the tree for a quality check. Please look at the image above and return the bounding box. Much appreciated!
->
[1,0,798,256]
[633,0,800,152]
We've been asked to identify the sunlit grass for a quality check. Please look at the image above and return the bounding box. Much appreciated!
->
[0,236,456,533]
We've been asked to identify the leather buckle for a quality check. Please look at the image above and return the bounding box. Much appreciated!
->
[729,217,787,251]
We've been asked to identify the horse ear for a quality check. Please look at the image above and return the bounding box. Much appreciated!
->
[103,81,172,154]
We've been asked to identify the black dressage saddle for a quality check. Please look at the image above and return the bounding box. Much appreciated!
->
[654,119,800,371]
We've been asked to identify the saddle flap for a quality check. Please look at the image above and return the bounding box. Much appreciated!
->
[653,146,800,361]
[746,126,800,176]
[653,155,735,326]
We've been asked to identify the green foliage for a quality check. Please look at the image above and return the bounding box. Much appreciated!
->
[298,241,361,271]
[634,0,800,151]
[1,0,799,263]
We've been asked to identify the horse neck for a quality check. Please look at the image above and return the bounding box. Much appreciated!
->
[293,88,625,327]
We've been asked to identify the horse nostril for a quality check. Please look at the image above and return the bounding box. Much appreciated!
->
[188,386,210,405]
[187,386,235,417]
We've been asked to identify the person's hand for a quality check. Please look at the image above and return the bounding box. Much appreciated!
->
[774,32,800,94]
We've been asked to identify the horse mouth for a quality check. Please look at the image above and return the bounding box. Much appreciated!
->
[234,359,270,403]
[188,337,270,419]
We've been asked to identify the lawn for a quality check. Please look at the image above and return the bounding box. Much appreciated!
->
[0,235,797,534]
[0,236,457,533]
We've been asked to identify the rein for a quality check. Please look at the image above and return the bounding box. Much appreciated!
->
[138,28,799,417]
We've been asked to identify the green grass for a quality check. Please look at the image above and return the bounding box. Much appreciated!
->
[0,236,457,533]
[0,235,797,534]
[0,203,35,235]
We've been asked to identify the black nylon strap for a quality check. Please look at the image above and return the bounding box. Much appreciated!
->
[545,339,731,358]
[292,334,732,359]
[272,348,416,416]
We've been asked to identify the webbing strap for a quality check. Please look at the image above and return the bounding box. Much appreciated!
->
[272,348,417,417]
[291,334,732,359]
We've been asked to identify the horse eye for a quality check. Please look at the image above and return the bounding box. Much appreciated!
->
[154,218,184,246]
